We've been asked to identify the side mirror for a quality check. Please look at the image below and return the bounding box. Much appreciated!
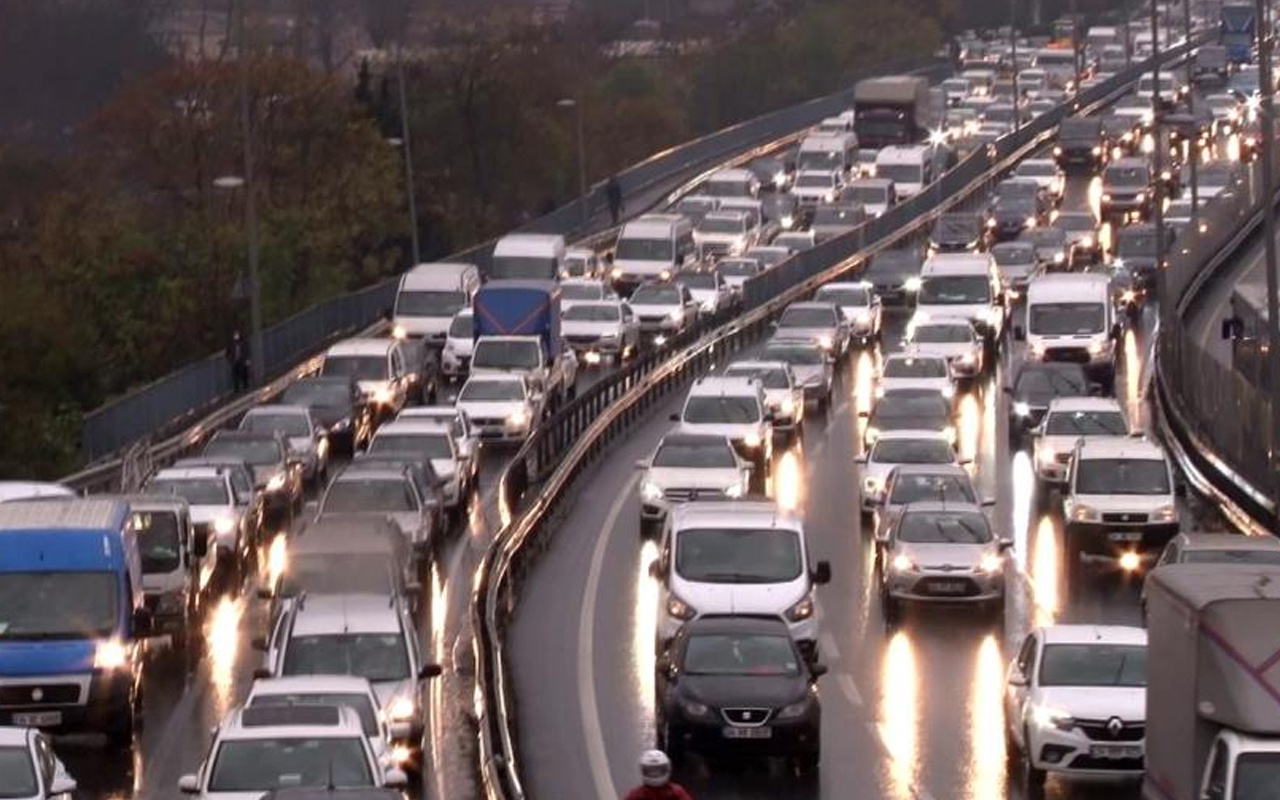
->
[178,775,200,794]
[858,410,869,418]
[192,528,209,559]
[810,663,829,679]
[994,294,1006,307]
[982,497,998,508]
[854,455,867,464]
[419,663,444,679]
[48,775,76,795]
[960,457,974,465]
[256,585,274,600]
[252,667,273,680]
[657,654,676,679]
[132,607,154,637]
[1013,325,1026,341]
[1001,385,1013,395]
[812,560,833,585]
[251,636,269,652]
[384,768,410,789]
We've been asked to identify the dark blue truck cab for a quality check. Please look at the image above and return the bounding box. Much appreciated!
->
[0,499,153,747]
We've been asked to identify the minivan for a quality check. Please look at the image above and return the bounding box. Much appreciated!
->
[611,214,696,293]
[392,263,481,344]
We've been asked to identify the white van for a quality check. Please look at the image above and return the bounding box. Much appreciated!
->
[701,168,760,198]
[875,146,933,199]
[392,262,482,344]
[488,233,566,281]
[913,252,1005,342]
[796,132,859,176]
[1019,272,1117,390]
[611,214,696,291]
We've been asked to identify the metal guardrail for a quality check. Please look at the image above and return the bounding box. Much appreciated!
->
[470,41,1201,800]
[72,57,939,466]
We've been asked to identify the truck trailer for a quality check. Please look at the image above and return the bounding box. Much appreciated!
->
[853,76,931,149]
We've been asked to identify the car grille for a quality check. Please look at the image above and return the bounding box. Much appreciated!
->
[721,707,773,727]
[0,684,81,707]
[1044,347,1091,364]
[701,242,732,257]
[638,315,669,326]
[470,417,506,428]
[1102,512,1149,524]
[912,576,982,597]
[565,335,604,347]
[663,487,727,502]
[1068,754,1144,771]
[1077,719,1145,742]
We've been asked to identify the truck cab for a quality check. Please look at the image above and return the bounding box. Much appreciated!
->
[471,281,578,408]
[124,495,205,654]
[0,499,153,747]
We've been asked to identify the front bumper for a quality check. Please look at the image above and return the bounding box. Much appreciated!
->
[883,569,1005,603]
[666,710,821,757]
[1027,721,1145,777]
[1064,521,1179,557]
[0,670,135,733]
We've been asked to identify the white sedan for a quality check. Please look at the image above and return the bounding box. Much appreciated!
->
[0,727,75,799]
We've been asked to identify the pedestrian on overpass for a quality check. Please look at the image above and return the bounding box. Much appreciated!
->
[623,750,693,800]
[607,175,624,225]
[227,329,250,393]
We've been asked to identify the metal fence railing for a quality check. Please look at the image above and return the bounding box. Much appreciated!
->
[472,39,1202,800]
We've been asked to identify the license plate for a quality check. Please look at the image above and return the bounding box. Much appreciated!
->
[928,580,968,595]
[1108,532,1143,542]
[722,726,772,740]
[1089,744,1142,760]
[12,711,61,727]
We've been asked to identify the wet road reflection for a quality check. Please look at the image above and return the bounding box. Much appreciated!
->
[966,635,1007,800]
[878,632,921,800]
[206,597,244,719]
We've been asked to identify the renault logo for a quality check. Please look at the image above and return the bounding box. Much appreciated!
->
[30,688,42,702]
[1107,717,1124,738]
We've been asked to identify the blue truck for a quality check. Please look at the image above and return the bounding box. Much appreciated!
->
[1221,2,1256,65]
[0,499,153,747]
[470,280,578,406]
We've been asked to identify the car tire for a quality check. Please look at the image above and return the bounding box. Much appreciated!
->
[106,702,138,750]
[881,593,901,627]
[795,749,821,775]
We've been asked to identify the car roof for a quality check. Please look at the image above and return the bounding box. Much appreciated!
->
[683,614,794,637]
[688,376,761,397]
[220,704,366,740]
[249,675,376,697]
[1173,533,1280,552]
[151,467,228,481]
[1046,397,1124,413]
[289,593,404,636]
[1039,624,1147,646]
[244,404,311,417]
[670,500,801,531]
[0,727,30,746]
[1075,435,1166,460]
[326,338,394,358]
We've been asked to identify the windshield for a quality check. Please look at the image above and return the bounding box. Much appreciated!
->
[889,475,976,505]
[683,634,800,677]
[779,307,836,328]
[847,186,889,204]
[717,261,759,278]
[134,511,182,574]
[488,256,557,281]
[1039,643,1147,687]
[897,510,992,543]
[0,572,119,639]
[616,238,674,261]
[283,381,349,407]
[683,396,761,424]
[676,528,803,583]
[1076,458,1170,495]
[472,340,541,370]
[560,284,602,301]
[1234,754,1280,800]
[242,412,310,438]
[817,287,870,307]
[997,181,1038,200]
[699,216,746,234]
[992,245,1035,266]
[726,366,789,390]
[322,479,417,513]
[321,356,387,381]
[369,433,452,460]
[914,324,973,344]
[798,150,845,170]
[872,439,954,464]
[250,693,379,738]
[877,164,922,184]
[631,285,682,305]
[563,304,621,322]
[283,632,409,682]
[873,393,950,420]
[884,356,947,378]
[1117,231,1157,256]
[147,477,230,506]
[703,179,751,197]
[867,252,917,279]
[1018,162,1056,177]
[797,173,834,188]
[763,343,823,365]
[1024,229,1065,248]
[919,276,990,304]
[936,217,979,241]
[1105,165,1149,186]
[813,207,859,225]
[1057,213,1095,232]
[208,738,373,791]
[653,439,737,468]
[396,290,466,317]
[1045,410,1128,435]
[204,437,281,466]
[1029,303,1106,335]
[0,748,37,798]
[1016,368,1088,397]
[679,273,716,289]
[459,380,524,402]
[449,314,474,338]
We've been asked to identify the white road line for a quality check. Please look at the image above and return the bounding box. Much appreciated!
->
[818,632,841,661]
[579,472,639,800]
[837,671,863,707]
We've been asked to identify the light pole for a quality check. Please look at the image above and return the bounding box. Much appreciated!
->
[557,97,589,227]
[395,42,421,266]
[1183,0,1200,218]
[1254,0,1280,515]
[234,0,264,386]
[1151,0,1167,314]
[1010,0,1021,133]
[1070,0,1081,93]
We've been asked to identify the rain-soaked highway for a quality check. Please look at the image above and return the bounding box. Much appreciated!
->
[506,166,1221,800]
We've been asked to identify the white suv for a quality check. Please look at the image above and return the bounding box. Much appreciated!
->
[653,500,831,656]
[673,376,773,493]
[1062,436,1180,577]
[1005,625,1147,797]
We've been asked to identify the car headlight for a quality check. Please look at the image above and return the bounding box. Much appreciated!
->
[666,595,697,621]
[1053,145,1063,156]
[781,214,795,229]
[1070,503,1099,522]
[1088,340,1107,355]
[1080,236,1094,249]
[330,417,350,431]
[641,481,663,502]
[213,516,237,535]
[1036,443,1056,466]
[373,385,396,405]
[1025,216,1038,228]
[724,482,745,498]
[611,266,623,279]
[1134,191,1146,203]
[1031,705,1076,731]
[855,311,873,325]
[943,425,957,445]
[667,310,683,323]
[785,596,814,622]
[863,476,884,496]
[1092,145,1103,156]
[865,426,881,446]
[774,171,788,187]
[817,334,834,351]
[1102,192,1113,201]
[958,351,977,366]
[266,473,287,493]
[891,554,916,572]
[978,553,1004,574]
[780,396,796,417]
[743,431,762,449]
[506,407,530,428]
[904,277,923,292]
[392,324,407,340]
[388,696,416,722]
[679,698,710,717]
[1155,503,1178,522]
[1013,401,1031,417]
[777,698,812,719]
[985,217,998,229]
[1121,289,1137,304]
[94,639,129,671]
[1053,251,1065,263]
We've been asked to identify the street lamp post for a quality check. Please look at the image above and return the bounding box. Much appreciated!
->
[1254,0,1280,514]
[1151,0,1167,315]
[395,43,421,266]
[1184,0,1200,218]
[558,97,589,227]
[1010,0,1020,133]
[235,0,264,386]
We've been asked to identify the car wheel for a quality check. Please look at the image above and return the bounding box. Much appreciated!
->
[795,749,820,775]
[881,592,901,627]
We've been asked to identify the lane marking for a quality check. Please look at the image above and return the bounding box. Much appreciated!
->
[818,632,841,662]
[837,671,863,707]
[579,472,639,800]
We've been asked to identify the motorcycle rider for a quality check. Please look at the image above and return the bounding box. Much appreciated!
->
[622,750,693,800]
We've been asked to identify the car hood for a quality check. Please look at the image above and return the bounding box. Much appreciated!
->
[1035,685,1145,722]
[647,466,743,489]
[674,576,808,617]
[918,303,988,325]
[562,320,622,337]
[394,315,452,337]
[457,399,526,418]
[913,342,975,360]
[0,639,99,675]
[680,674,810,711]
[677,422,762,441]
[288,436,313,454]
[777,325,835,342]
[630,302,682,316]
[897,541,994,570]
[997,263,1037,280]
[251,465,283,487]
[880,377,951,396]
[1073,493,1172,513]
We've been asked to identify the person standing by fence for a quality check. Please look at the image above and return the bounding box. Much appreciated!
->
[227,329,251,392]
[606,175,623,225]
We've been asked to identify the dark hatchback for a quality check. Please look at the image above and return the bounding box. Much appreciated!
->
[282,376,374,454]
[862,248,922,305]
[656,616,825,772]
[1054,117,1106,170]
[1005,362,1092,448]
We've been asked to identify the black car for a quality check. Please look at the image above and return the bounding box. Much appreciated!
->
[1005,362,1092,448]
[1054,117,1106,171]
[1113,223,1175,288]
[282,376,374,454]
[862,248,922,305]
[862,388,954,450]
[1100,159,1153,222]
[656,615,825,772]
[1100,114,1138,156]
[202,429,303,516]
[930,212,985,253]
[987,197,1041,242]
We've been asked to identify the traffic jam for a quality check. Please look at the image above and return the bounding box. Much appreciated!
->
[0,4,1277,800]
